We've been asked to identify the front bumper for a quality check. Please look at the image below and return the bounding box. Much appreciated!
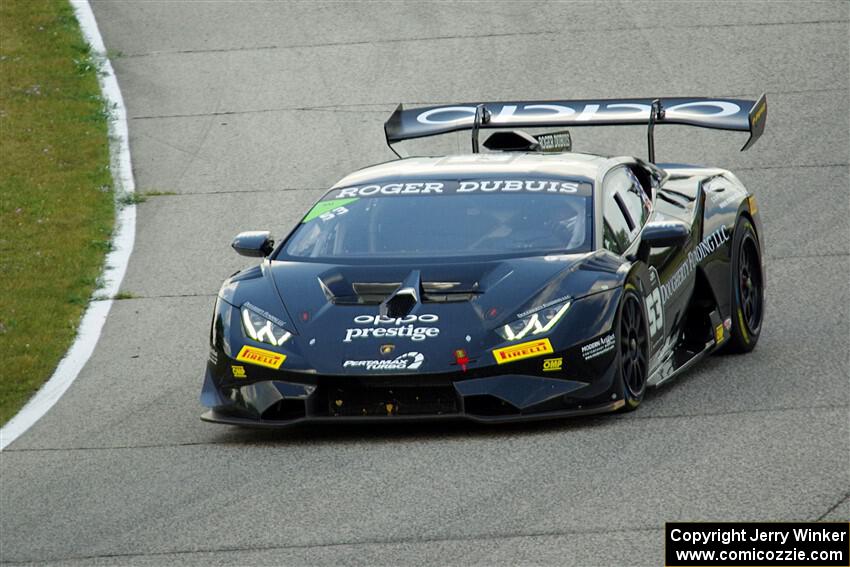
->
[200,359,623,427]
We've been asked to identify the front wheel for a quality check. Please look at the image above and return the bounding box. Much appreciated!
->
[725,216,764,353]
[618,286,649,411]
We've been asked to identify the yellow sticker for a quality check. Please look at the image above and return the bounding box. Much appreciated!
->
[751,102,766,124]
[231,365,246,378]
[715,323,724,343]
[738,308,750,344]
[747,195,758,215]
[542,357,563,372]
[493,338,554,365]
[236,345,286,369]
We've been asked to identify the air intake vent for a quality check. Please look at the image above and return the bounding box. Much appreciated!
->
[321,276,478,306]
[352,282,401,304]
[380,270,421,318]
[383,289,418,318]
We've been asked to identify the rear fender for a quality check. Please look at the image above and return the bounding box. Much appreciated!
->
[700,173,760,320]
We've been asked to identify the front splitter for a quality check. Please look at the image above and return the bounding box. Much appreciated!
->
[201,399,625,428]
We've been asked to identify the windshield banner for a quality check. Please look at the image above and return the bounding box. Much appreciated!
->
[328,179,592,200]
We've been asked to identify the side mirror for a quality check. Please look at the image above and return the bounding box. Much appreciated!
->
[630,221,689,263]
[231,231,274,257]
[641,221,689,248]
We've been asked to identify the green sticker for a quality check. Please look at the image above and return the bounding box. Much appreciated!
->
[301,198,358,223]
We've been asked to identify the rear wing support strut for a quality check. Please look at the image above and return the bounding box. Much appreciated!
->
[647,99,665,163]
[471,104,491,154]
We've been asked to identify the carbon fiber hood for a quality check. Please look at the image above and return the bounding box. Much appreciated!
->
[266,253,622,374]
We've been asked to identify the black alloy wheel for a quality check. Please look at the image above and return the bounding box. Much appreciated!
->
[726,216,764,353]
[619,288,648,410]
[738,234,763,335]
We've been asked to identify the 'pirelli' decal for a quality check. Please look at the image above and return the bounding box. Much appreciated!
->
[492,338,554,364]
[236,345,286,370]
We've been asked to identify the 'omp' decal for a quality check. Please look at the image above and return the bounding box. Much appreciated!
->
[493,338,553,365]
[236,345,286,370]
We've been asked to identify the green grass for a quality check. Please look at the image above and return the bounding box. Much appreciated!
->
[112,291,136,300]
[117,192,145,206]
[117,190,178,206]
[0,0,115,424]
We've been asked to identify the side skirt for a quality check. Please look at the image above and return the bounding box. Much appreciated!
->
[648,309,727,388]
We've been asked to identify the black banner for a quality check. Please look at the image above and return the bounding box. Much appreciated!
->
[327,179,593,200]
[666,522,849,566]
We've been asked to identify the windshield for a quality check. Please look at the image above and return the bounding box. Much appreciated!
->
[280,178,593,261]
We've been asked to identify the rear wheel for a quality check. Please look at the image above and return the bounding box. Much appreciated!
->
[726,216,764,353]
[618,286,649,411]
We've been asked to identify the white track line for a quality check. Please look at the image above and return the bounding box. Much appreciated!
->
[0,0,136,451]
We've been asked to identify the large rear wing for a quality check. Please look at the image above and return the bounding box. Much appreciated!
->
[384,95,767,159]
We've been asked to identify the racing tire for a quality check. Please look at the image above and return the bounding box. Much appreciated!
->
[617,285,649,411]
[725,215,764,353]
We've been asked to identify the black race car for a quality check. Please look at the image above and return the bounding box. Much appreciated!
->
[201,95,767,426]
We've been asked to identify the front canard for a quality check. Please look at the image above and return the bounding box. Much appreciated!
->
[236,345,286,370]
[492,338,554,365]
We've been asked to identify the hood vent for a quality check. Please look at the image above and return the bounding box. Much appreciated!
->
[352,282,402,303]
[380,270,421,318]
[323,279,479,305]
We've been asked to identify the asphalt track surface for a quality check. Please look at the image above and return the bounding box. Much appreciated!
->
[2,2,848,565]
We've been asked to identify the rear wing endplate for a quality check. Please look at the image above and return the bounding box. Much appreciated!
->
[384,94,767,155]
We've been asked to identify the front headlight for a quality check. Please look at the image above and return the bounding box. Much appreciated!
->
[496,300,571,341]
[241,305,292,347]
